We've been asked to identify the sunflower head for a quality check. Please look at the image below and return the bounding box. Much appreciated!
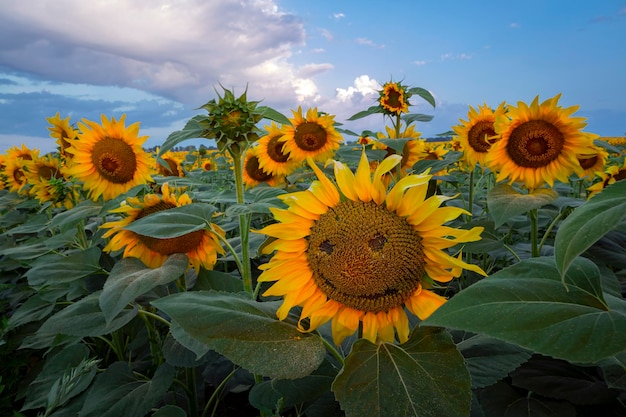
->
[243,147,284,188]
[46,112,78,158]
[200,86,264,155]
[379,81,411,115]
[486,94,598,190]
[254,149,485,345]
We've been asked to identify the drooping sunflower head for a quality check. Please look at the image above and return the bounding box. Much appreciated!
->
[452,102,507,168]
[242,147,284,188]
[200,86,263,154]
[279,107,344,163]
[46,112,78,159]
[379,81,410,115]
[586,157,626,199]
[65,114,154,201]
[576,145,609,179]
[101,183,225,270]
[254,149,485,345]
[486,94,598,190]
[255,121,302,177]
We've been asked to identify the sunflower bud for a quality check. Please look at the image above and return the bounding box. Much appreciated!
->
[200,86,263,155]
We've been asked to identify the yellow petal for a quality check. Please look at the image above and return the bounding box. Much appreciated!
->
[406,289,447,320]
[331,307,362,346]
[255,222,310,240]
[385,174,431,212]
[333,160,358,201]
[354,150,372,202]
[307,158,340,207]
[361,313,379,343]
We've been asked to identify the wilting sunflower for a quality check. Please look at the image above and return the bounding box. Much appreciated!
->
[255,122,302,176]
[65,114,154,201]
[279,107,343,163]
[254,150,486,345]
[47,112,78,159]
[101,183,225,270]
[242,148,283,188]
[486,94,597,190]
[452,102,507,168]
[379,81,410,115]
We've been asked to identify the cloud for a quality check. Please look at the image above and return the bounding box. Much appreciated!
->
[0,0,314,109]
[413,60,427,66]
[441,53,473,61]
[509,22,520,29]
[333,13,345,20]
[296,63,334,78]
[355,38,384,48]
[335,75,379,103]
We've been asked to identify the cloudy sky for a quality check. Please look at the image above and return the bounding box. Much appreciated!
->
[1,0,625,153]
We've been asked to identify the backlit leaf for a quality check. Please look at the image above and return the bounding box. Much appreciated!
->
[487,184,558,228]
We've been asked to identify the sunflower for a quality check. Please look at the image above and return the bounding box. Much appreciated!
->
[379,81,410,115]
[65,114,154,201]
[23,154,77,208]
[3,157,29,195]
[255,121,302,176]
[576,145,609,179]
[46,112,78,159]
[375,123,426,173]
[279,107,343,163]
[101,183,225,270]
[254,150,486,345]
[486,94,597,190]
[586,157,626,198]
[452,102,507,168]
[156,150,186,177]
[242,148,284,188]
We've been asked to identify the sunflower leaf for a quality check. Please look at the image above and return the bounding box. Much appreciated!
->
[151,291,326,380]
[258,105,291,125]
[555,179,626,278]
[100,254,188,323]
[332,327,471,417]
[422,256,626,363]
[401,113,434,124]
[487,184,558,228]
[122,203,216,238]
[346,105,383,121]
[158,115,211,157]
[407,86,436,108]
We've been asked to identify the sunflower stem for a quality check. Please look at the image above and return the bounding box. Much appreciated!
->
[466,167,475,221]
[529,208,539,257]
[230,148,253,295]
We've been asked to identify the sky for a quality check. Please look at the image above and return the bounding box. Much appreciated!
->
[0,0,625,154]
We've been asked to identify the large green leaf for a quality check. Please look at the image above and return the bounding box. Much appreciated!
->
[487,184,558,228]
[407,86,436,108]
[8,294,56,330]
[123,203,217,238]
[33,292,137,340]
[151,291,326,379]
[157,115,210,157]
[79,362,175,417]
[555,179,626,278]
[332,327,471,417]
[26,246,102,286]
[100,254,188,323]
[478,381,577,417]
[423,257,626,363]
[49,200,103,233]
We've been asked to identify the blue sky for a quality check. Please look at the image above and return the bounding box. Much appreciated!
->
[1,0,625,154]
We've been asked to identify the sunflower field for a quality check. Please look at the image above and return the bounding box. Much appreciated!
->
[1,81,625,417]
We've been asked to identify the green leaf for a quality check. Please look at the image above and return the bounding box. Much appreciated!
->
[455,333,532,389]
[79,362,175,417]
[346,105,382,121]
[100,254,188,323]
[34,292,137,339]
[423,257,626,363]
[26,246,102,287]
[193,269,244,292]
[478,381,577,417]
[123,203,216,238]
[407,86,436,108]
[377,138,412,154]
[555,179,626,278]
[259,105,291,125]
[332,327,471,417]
[8,294,56,330]
[158,115,210,157]
[49,200,103,233]
[401,113,434,124]
[487,184,559,228]
[152,405,187,417]
[152,291,326,379]
[22,344,96,411]
[249,372,334,413]
[598,351,626,390]
[2,212,48,235]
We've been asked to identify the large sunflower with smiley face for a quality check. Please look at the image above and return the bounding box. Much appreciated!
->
[254,150,486,345]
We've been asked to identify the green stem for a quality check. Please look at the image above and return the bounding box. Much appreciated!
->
[201,367,238,417]
[320,335,345,368]
[187,367,198,417]
[138,307,164,366]
[538,211,564,255]
[231,149,253,295]
[529,208,539,257]
[466,168,475,222]
[137,309,171,327]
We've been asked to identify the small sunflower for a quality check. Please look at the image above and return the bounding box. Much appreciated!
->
[587,157,626,198]
[3,157,29,195]
[452,102,507,168]
[254,150,485,345]
[46,112,78,159]
[576,145,609,179]
[156,150,186,177]
[242,148,283,188]
[486,94,597,190]
[376,123,426,172]
[65,114,154,201]
[101,183,225,270]
[379,81,410,115]
[23,154,77,207]
[279,107,343,163]
[255,122,302,176]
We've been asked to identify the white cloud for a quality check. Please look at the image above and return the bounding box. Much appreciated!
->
[509,22,520,28]
[0,0,317,109]
[296,63,334,78]
[355,38,384,48]
[414,60,427,66]
[333,13,345,20]
[335,75,379,103]
[441,53,473,61]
